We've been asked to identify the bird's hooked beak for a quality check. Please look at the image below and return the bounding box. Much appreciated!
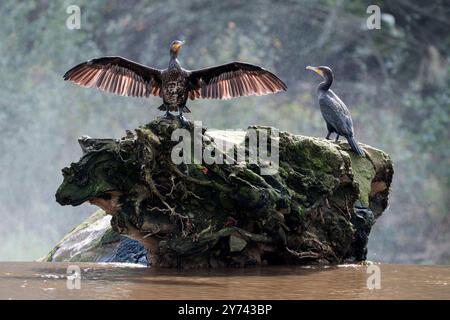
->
[171,40,185,54]
[306,66,324,77]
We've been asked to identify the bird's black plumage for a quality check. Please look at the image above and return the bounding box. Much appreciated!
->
[306,66,364,156]
[63,40,287,124]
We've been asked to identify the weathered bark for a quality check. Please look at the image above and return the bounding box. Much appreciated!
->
[56,117,393,268]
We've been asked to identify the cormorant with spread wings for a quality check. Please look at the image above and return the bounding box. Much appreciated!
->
[63,40,287,125]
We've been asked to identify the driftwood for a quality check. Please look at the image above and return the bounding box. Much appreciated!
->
[56,117,393,268]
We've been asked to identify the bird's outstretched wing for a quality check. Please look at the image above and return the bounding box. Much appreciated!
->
[187,62,287,100]
[63,57,163,98]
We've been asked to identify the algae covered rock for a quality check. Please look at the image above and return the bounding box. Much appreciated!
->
[55,117,393,268]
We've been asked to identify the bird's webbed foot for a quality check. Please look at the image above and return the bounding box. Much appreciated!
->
[159,104,175,119]
[163,110,175,119]
[177,114,190,128]
[335,135,340,143]
[325,132,332,140]
[164,111,171,118]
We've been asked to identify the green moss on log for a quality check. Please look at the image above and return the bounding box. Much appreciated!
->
[55,117,393,268]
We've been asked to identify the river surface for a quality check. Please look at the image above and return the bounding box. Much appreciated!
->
[0,262,449,299]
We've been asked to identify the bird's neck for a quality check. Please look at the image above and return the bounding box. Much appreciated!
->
[169,54,180,69]
[318,74,333,92]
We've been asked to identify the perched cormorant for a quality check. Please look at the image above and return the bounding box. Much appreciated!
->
[306,66,365,156]
[63,40,287,125]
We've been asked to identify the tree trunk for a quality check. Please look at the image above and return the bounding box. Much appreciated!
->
[55,118,393,268]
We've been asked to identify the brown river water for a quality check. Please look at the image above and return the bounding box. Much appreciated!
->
[0,262,449,299]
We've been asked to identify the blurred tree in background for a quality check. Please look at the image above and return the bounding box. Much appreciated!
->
[0,0,448,263]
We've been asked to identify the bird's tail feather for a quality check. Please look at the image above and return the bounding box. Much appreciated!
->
[347,136,365,156]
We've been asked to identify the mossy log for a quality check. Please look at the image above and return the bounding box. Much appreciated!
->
[56,117,393,268]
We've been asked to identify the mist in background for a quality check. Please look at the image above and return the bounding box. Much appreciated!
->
[0,0,448,263]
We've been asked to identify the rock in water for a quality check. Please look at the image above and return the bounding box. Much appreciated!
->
[40,210,148,265]
[54,118,393,268]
